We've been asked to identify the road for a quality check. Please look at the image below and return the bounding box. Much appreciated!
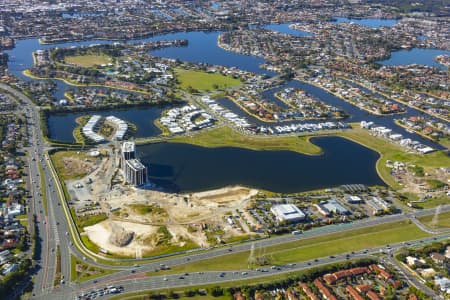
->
[35,233,450,300]
[1,82,448,300]
[0,83,71,296]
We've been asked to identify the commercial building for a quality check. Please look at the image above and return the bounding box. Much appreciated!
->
[270,204,305,223]
[120,141,147,186]
[315,199,349,216]
[344,195,364,204]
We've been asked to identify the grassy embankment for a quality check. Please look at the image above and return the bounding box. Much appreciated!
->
[175,69,241,92]
[70,254,117,283]
[73,115,91,144]
[148,220,430,275]
[168,125,449,192]
[418,211,450,228]
[38,162,48,215]
[171,126,322,155]
[336,126,450,190]
[64,54,112,67]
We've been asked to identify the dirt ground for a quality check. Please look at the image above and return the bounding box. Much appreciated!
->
[68,148,259,256]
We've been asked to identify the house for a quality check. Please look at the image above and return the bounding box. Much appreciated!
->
[367,291,381,300]
[346,285,364,300]
[313,278,337,300]
[420,268,437,278]
[434,277,450,294]
[370,264,392,281]
[406,256,425,267]
[430,252,446,265]
[299,282,319,300]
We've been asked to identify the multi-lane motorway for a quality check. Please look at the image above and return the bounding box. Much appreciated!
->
[1,82,448,300]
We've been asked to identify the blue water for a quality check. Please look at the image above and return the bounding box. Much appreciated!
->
[47,107,165,142]
[5,31,274,81]
[333,18,398,28]
[264,23,313,37]
[139,136,385,193]
[62,13,103,19]
[210,2,221,10]
[378,48,450,70]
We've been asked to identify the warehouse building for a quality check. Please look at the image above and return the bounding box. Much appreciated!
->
[315,199,349,216]
[270,204,306,223]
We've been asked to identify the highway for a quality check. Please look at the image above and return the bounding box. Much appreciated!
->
[35,233,450,300]
[1,82,448,300]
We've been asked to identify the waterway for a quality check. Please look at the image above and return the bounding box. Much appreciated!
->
[47,107,164,142]
[333,17,398,28]
[138,136,385,193]
[263,23,313,37]
[378,48,450,70]
[216,80,444,149]
[3,21,446,191]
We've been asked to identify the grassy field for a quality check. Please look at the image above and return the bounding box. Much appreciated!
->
[112,262,350,300]
[336,126,450,189]
[149,221,429,275]
[418,211,450,228]
[415,196,450,209]
[64,54,112,67]
[171,126,322,155]
[170,125,448,192]
[50,150,93,180]
[175,69,241,92]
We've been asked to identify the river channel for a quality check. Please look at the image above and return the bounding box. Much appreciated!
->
[4,20,446,191]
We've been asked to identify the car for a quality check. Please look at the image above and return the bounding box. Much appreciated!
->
[179,276,184,279]
[163,277,168,281]
[314,258,319,262]
[131,270,136,273]
[241,272,248,275]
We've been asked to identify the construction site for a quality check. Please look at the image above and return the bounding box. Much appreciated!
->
[60,144,260,258]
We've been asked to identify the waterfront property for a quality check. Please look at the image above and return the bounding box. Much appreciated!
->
[121,141,147,186]
[82,115,105,143]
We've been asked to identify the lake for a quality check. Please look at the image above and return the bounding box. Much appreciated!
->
[47,107,165,142]
[378,48,450,70]
[333,18,398,28]
[138,136,385,193]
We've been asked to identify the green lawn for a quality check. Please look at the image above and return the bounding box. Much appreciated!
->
[175,69,241,92]
[415,195,450,209]
[418,211,450,228]
[170,126,448,191]
[171,126,322,155]
[64,54,111,67]
[150,221,429,275]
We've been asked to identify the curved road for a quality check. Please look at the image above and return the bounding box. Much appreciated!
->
[1,83,448,300]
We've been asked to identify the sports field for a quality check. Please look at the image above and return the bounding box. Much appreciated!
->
[175,69,241,91]
[64,54,112,67]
